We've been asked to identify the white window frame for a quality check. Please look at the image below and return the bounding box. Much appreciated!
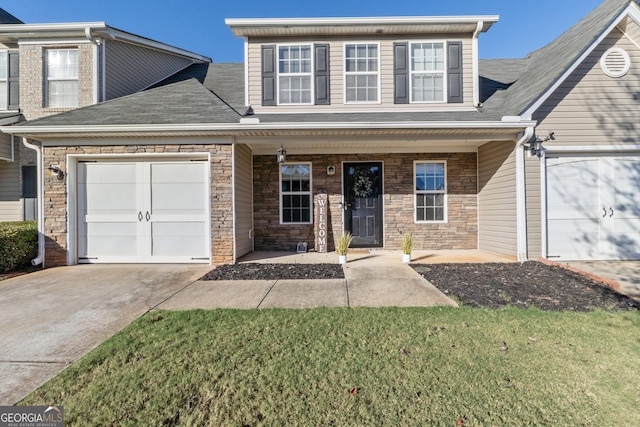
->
[409,41,447,104]
[0,50,7,110]
[343,42,381,104]
[45,48,79,108]
[414,160,447,223]
[279,162,313,225]
[277,44,314,106]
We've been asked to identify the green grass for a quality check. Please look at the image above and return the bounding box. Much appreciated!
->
[21,307,640,426]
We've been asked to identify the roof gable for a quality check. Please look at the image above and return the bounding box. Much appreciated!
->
[0,8,22,25]
[486,0,634,119]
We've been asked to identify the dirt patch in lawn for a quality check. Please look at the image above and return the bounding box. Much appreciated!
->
[201,263,344,281]
[412,262,639,312]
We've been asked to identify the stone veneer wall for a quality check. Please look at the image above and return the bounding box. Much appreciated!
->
[253,152,477,252]
[41,143,234,267]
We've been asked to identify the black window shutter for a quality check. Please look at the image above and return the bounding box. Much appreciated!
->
[7,51,18,110]
[261,45,276,106]
[447,41,463,103]
[314,44,330,105]
[393,42,409,104]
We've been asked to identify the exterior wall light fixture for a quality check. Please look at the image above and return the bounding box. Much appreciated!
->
[276,145,287,163]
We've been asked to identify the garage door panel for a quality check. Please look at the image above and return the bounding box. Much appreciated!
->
[152,222,208,257]
[79,222,139,257]
[78,160,210,263]
[547,155,640,261]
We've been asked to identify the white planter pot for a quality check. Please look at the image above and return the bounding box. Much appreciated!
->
[402,253,411,263]
[338,255,347,265]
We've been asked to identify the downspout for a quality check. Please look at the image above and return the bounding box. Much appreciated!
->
[22,138,44,266]
[516,126,535,263]
[85,27,102,104]
[472,21,483,108]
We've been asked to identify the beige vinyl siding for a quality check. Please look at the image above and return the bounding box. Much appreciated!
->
[0,137,21,221]
[525,155,542,259]
[247,34,474,112]
[533,28,640,146]
[104,40,195,100]
[233,144,253,260]
[0,133,11,160]
[529,27,640,258]
[477,141,517,256]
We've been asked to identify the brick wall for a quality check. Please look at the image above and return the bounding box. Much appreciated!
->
[253,152,478,252]
[41,144,234,267]
[20,43,94,121]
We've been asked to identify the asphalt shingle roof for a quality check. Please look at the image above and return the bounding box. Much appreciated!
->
[11,0,636,130]
[0,8,23,24]
[15,78,240,127]
[484,0,631,116]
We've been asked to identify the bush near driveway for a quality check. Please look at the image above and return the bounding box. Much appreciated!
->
[0,221,37,273]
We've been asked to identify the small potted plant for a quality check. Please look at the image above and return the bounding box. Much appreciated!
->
[336,231,353,264]
[401,233,413,263]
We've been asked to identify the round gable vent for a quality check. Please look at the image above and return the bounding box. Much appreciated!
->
[600,48,630,78]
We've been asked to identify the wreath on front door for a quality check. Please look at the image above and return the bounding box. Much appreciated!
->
[353,173,373,198]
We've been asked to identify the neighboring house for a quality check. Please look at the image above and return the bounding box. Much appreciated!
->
[2,0,639,267]
[0,7,211,222]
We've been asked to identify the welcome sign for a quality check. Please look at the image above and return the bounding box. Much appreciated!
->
[316,189,328,253]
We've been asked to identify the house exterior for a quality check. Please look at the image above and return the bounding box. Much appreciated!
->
[3,0,640,267]
[0,9,211,222]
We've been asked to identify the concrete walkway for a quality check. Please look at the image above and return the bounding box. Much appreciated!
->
[156,251,459,310]
[566,261,640,302]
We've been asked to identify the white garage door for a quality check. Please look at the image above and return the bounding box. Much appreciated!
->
[77,160,210,263]
[547,156,640,260]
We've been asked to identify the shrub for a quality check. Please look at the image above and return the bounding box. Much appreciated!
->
[0,221,38,273]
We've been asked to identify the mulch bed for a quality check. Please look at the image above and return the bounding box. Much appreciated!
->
[200,261,638,312]
[412,262,639,312]
[201,263,345,281]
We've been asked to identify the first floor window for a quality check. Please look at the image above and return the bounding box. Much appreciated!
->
[281,163,312,223]
[46,48,78,108]
[411,42,445,102]
[415,161,446,222]
[345,43,379,102]
[278,45,312,104]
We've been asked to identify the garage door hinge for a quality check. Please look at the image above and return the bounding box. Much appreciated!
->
[545,156,560,160]
[546,255,561,259]
[79,160,98,163]
[191,257,210,260]
[79,257,98,260]
[190,159,207,162]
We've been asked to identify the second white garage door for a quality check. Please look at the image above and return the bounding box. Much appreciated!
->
[546,155,640,261]
[77,160,210,263]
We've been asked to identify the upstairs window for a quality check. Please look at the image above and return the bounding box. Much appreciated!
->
[0,50,18,110]
[345,43,379,103]
[46,49,78,108]
[411,42,445,102]
[278,45,312,104]
[0,51,7,109]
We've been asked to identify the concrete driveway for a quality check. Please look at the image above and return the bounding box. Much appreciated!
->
[0,264,210,405]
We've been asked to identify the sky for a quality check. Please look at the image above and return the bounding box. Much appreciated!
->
[3,0,607,62]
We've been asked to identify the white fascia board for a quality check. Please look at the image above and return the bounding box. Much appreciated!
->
[0,22,211,63]
[226,16,499,28]
[0,120,536,135]
[0,22,107,32]
[521,4,634,120]
[103,27,211,62]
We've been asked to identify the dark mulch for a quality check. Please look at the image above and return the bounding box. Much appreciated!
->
[201,263,345,281]
[413,262,639,312]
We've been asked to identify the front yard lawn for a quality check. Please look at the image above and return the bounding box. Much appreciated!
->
[21,307,640,426]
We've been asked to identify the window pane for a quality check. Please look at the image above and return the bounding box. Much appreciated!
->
[47,49,78,79]
[0,82,6,110]
[0,51,7,79]
[48,80,78,108]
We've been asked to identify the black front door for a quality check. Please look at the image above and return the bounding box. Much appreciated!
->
[343,162,383,247]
